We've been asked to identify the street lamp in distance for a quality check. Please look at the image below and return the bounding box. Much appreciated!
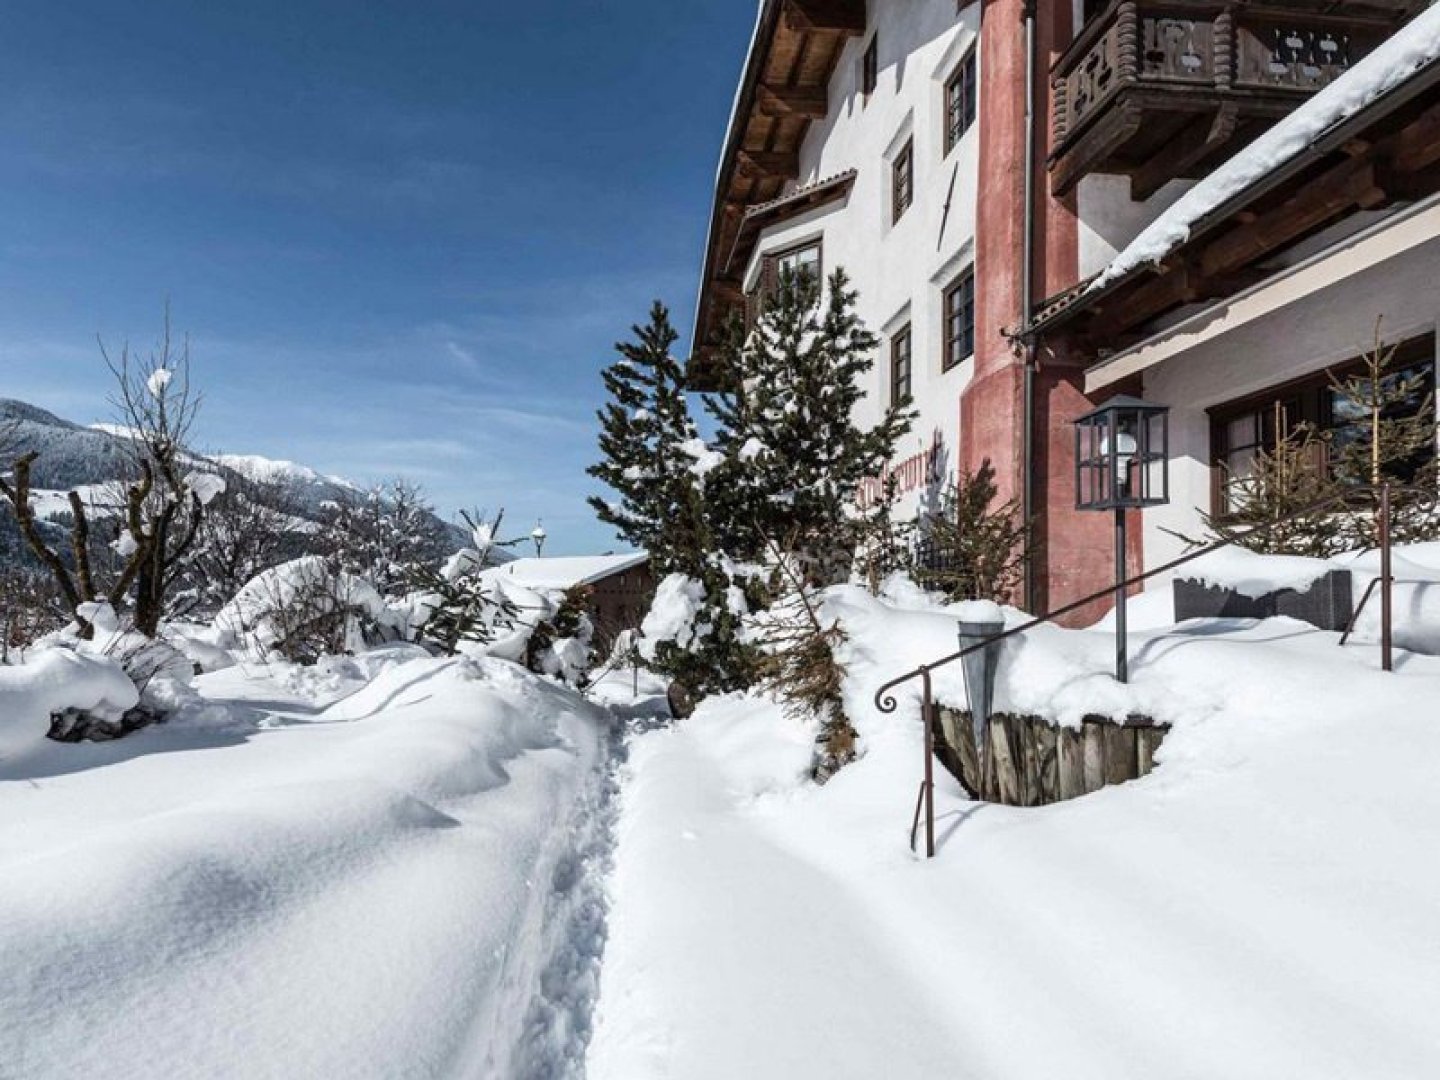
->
[530,521,547,558]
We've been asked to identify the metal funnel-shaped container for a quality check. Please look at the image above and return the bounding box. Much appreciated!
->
[958,619,1005,750]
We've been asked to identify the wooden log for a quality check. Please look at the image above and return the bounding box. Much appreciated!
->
[1058,728,1085,801]
[1137,726,1165,776]
[948,709,985,799]
[979,718,995,801]
[990,720,1022,806]
[1036,723,1059,805]
[1105,723,1138,787]
[1082,721,1106,793]
[1013,717,1036,806]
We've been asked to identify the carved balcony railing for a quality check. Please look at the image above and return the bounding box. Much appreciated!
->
[1050,0,1415,199]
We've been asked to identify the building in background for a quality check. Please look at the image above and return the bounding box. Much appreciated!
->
[483,553,655,650]
[692,0,1432,619]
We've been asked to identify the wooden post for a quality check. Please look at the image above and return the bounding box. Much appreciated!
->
[1380,483,1393,673]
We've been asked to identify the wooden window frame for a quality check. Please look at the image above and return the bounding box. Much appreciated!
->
[744,239,824,330]
[944,48,978,155]
[1207,333,1437,515]
[942,269,976,372]
[892,138,914,224]
[862,35,878,100]
[891,323,913,406]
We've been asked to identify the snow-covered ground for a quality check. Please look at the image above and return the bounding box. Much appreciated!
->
[6,555,1440,1079]
[0,648,615,1080]
[590,580,1440,1080]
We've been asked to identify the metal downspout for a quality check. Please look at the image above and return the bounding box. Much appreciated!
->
[1021,0,1039,614]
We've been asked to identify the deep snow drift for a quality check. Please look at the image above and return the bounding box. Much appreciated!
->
[590,575,1440,1079]
[0,648,614,1080]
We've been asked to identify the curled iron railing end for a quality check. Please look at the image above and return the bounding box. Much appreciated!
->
[875,691,899,714]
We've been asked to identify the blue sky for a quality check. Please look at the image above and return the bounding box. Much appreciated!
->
[0,0,755,554]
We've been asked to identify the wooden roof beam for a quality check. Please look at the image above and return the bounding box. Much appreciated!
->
[757,83,830,120]
[1200,157,1385,279]
[1130,104,1238,202]
[1390,100,1440,174]
[783,0,865,35]
[737,149,801,180]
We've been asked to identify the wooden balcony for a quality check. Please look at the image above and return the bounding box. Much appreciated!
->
[1049,0,1417,200]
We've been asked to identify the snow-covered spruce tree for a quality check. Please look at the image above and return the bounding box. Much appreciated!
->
[914,459,1027,603]
[406,509,520,656]
[525,584,594,684]
[706,267,913,583]
[588,302,758,698]
[587,301,711,577]
[751,529,853,779]
[703,269,909,774]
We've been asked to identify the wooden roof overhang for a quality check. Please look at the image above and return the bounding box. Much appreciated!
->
[1027,45,1440,360]
[689,0,865,390]
[723,169,858,276]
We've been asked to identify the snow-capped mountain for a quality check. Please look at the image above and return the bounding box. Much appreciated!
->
[0,398,467,561]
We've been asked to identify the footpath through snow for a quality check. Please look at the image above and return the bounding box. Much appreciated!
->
[589,585,1440,1080]
[0,648,617,1080]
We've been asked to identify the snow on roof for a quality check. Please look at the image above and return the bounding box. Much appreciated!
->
[482,553,649,592]
[1091,6,1440,293]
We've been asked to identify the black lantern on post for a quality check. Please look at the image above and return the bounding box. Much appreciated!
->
[1074,395,1170,683]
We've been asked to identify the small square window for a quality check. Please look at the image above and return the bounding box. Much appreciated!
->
[862,36,878,99]
[944,49,977,154]
[942,270,975,371]
[891,324,913,406]
[892,138,914,223]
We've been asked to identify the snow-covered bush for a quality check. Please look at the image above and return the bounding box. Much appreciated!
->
[174,466,310,618]
[318,479,452,599]
[0,568,66,662]
[525,585,595,685]
[638,570,757,705]
[0,648,140,746]
[215,556,397,664]
[408,559,520,657]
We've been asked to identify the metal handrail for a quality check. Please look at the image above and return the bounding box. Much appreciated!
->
[879,482,1432,857]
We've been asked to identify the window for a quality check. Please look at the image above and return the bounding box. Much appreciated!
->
[862,36,878,99]
[942,270,976,370]
[944,49,977,154]
[745,240,823,330]
[891,324,913,405]
[1208,334,1437,513]
[775,241,821,287]
[892,138,914,223]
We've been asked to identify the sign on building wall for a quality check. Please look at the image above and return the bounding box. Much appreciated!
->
[858,429,949,511]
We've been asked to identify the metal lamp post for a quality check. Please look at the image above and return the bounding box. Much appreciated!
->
[1074,395,1170,683]
[530,522,547,558]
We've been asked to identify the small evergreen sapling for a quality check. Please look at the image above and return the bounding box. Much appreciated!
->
[914,460,1027,603]
[1328,322,1439,546]
[1192,403,1343,558]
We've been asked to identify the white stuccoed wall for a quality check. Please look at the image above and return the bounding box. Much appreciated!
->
[742,1,982,517]
[1076,174,1194,279]
[1137,233,1440,571]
